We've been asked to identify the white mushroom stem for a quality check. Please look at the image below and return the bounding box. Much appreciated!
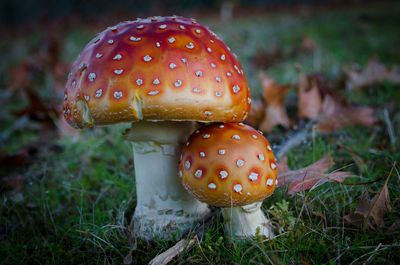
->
[123,121,210,241]
[221,201,274,239]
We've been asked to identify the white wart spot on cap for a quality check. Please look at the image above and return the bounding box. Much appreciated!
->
[156,42,161,47]
[130,36,141,42]
[168,37,176,43]
[169,63,177,69]
[215,91,222,97]
[233,184,243,194]
[186,42,194,49]
[84,95,90,101]
[64,94,68,100]
[211,63,216,68]
[216,77,221,83]
[249,172,258,181]
[258,154,265,161]
[174,80,182,87]
[178,170,182,178]
[159,24,167,29]
[193,87,201,93]
[137,25,144,29]
[236,159,245,167]
[78,63,84,69]
[185,160,191,169]
[266,178,274,186]
[136,78,143,86]
[233,85,240,93]
[267,145,272,151]
[88,73,96,82]
[108,39,114,44]
[207,47,212,52]
[227,72,232,77]
[179,25,185,30]
[72,81,76,88]
[202,134,210,139]
[204,111,212,116]
[219,170,228,179]
[114,69,124,75]
[153,78,160,85]
[195,71,202,77]
[271,162,277,170]
[232,135,240,140]
[248,97,252,104]
[210,39,214,43]
[181,58,188,64]
[220,54,226,60]
[199,152,206,157]
[113,54,122,60]
[143,55,152,62]
[96,53,103,58]
[95,89,102,98]
[195,29,201,34]
[113,91,123,99]
[208,183,216,190]
[148,90,159,96]
[252,134,258,139]
[219,125,224,128]
[218,149,226,155]
[194,169,202,179]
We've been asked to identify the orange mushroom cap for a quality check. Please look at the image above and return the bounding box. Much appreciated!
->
[179,123,277,207]
[63,16,251,129]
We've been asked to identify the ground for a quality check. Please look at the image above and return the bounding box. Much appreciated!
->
[1,2,400,264]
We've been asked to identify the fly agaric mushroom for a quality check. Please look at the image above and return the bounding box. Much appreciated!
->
[62,16,251,240]
[179,123,277,238]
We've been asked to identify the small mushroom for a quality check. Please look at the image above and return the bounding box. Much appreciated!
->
[62,16,251,240]
[179,123,277,238]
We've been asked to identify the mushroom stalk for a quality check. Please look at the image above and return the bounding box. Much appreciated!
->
[123,121,210,240]
[221,202,274,239]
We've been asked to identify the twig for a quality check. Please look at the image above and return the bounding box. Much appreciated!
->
[275,120,316,160]
[148,235,198,265]
[148,210,217,265]
[383,108,396,147]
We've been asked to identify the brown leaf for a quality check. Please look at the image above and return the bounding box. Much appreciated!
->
[1,175,24,190]
[259,72,291,132]
[386,220,400,234]
[277,154,351,194]
[346,58,400,89]
[344,164,394,230]
[317,95,375,134]
[297,71,323,119]
[251,48,286,69]
[300,35,317,53]
[277,156,290,175]
[244,97,265,128]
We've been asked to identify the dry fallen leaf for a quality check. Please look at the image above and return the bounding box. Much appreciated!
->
[317,95,376,134]
[244,97,265,128]
[251,48,286,70]
[344,165,394,230]
[259,72,291,132]
[346,58,400,89]
[277,154,351,194]
[297,71,323,119]
[300,35,317,53]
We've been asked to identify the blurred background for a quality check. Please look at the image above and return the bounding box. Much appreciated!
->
[1,0,400,264]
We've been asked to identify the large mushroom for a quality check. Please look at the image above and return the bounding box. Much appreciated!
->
[179,122,277,238]
[62,16,251,240]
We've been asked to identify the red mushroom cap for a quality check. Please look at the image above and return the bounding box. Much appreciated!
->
[179,123,277,207]
[63,16,251,129]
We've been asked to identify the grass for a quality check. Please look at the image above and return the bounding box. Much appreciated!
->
[1,3,400,264]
